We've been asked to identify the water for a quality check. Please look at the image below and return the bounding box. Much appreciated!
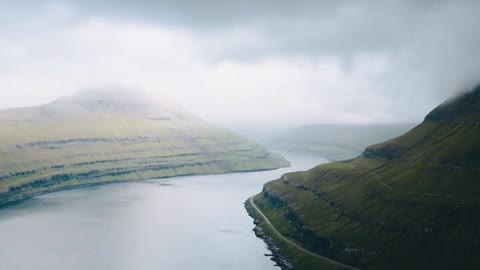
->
[0,152,326,270]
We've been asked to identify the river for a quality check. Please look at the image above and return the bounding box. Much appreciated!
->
[0,152,327,270]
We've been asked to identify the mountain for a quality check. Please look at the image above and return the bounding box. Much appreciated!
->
[247,86,480,270]
[0,89,289,206]
[268,123,417,161]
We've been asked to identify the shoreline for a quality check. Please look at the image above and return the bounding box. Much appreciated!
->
[245,197,293,270]
[0,165,289,209]
[245,195,361,270]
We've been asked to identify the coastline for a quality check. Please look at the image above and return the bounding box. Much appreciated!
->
[245,196,293,270]
[0,164,289,209]
[245,195,361,270]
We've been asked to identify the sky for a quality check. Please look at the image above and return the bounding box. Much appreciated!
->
[1,0,479,129]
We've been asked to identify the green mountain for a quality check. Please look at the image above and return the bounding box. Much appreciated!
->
[269,123,416,161]
[247,86,480,270]
[0,89,288,206]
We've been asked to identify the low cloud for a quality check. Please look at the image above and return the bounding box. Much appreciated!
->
[0,1,479,129]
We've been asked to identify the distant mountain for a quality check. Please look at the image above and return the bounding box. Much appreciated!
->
[269,123,417,161]
[248,86,480,270]
[0,89,288,206]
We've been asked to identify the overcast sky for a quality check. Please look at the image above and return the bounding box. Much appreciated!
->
[1,0,479,128]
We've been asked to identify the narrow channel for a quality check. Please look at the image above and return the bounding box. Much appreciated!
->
[0,152,327,270]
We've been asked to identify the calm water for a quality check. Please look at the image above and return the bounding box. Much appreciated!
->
[0,152,326,270]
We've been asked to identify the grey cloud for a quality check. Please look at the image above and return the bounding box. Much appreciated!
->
[65,0,341,27]
[63,1,480,95]
[1,0,480,127]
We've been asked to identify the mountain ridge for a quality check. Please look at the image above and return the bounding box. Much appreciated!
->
[248,85,480,270]
[0,89,289,206]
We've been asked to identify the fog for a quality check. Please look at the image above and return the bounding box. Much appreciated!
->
[1,0,479,130]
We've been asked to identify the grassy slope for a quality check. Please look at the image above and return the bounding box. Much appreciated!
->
[252,87,480,269]
[270,123,416,161]
[0,92,289,205]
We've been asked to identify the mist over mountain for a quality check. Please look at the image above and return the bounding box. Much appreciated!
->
[1,2,480,270]
[249,85,480,270]
[1,1,480,128]
[267,123,417,161]
[0,89,288,206]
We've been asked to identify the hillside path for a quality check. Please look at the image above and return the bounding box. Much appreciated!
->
[248,196,361,270]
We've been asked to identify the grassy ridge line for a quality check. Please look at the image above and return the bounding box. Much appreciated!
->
[0,91,290,205]
[0,160,282,208]
[250,86,480,269]
[247,195,360,270]
[0,143,288,206]
[342,164,469,201]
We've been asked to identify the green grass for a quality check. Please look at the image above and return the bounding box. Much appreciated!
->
[0,93,289,205]
[247,194,351,270]
[252,86,480,269]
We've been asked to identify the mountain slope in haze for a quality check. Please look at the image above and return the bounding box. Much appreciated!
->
[248,86,480,270]
[269,123,417,161]
[0,89,289,206]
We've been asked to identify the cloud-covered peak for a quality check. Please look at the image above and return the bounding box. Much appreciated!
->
[1,1,479,129]
[72,88,151,104]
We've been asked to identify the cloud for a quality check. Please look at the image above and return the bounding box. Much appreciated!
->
[0,1,479,129]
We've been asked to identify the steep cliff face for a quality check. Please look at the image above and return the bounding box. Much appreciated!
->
[0,90,289,205]
[251,86,480,270]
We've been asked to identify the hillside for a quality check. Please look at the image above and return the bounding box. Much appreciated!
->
[269,123,416,161]
[248,86,480,270]
[0,89,289,206]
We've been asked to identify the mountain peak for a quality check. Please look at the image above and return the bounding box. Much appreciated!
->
[425,85,480,123]
[54,88,153,106]
[47,88,191,120]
